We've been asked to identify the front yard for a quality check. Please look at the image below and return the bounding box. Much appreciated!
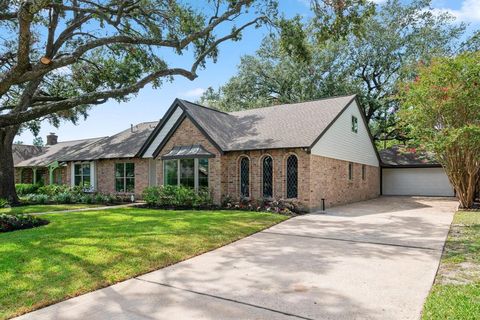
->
[0,203,101,215]
[422,210,480,319]
[0,207,287,319]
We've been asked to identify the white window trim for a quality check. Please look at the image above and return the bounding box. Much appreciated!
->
[71,161,95,191]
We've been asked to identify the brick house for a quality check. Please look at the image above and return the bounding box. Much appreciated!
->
[14,95,381,210]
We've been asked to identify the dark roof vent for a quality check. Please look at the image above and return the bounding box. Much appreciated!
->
[46,133,58,145]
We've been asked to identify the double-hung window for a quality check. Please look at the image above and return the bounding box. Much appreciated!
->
[74,163,91,187]
[163,158,209,190]
[115,163,135,192]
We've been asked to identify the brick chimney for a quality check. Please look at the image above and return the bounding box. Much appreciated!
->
[46,133,58,145]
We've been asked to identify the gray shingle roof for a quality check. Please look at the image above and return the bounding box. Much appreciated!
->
[12,144,44,165]
[15,138,104,167]
[179,95,356,151]
[62,121,158,161]
[379,146,440,167]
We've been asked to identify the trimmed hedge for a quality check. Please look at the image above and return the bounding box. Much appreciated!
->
[15,184,40,196]
[0,214,49,232]
[142,186,213,209]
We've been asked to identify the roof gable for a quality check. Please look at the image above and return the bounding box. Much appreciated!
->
[168,95,357,152]
[310,98,380,167]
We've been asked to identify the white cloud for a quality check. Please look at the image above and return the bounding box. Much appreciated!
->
[433,0,480,23]
[183,87,206,98]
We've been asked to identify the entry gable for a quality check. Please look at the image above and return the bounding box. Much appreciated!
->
[139,99,185,158]
[310,98,380,167]
[152,116,221,159]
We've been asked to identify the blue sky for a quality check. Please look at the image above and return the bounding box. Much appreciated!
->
[16,0,480,144]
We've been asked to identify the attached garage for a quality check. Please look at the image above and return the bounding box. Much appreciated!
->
[382,167,455,197]
[379,146,455,197]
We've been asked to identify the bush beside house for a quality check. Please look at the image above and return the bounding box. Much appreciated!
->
[142,186,304,215]
[14,184,131,205]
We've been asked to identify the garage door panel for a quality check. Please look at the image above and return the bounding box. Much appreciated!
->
[382,168,455,197]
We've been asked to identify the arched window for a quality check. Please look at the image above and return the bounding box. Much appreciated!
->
[286,155,298,198]
[239,157,250,198]
[262,156,273,198]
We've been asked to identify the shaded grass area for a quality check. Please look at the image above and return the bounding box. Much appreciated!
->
[0,204,101,215]
[0,208,287,319]
[422,210,480,320]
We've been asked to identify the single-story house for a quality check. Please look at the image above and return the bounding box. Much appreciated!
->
[379,146,456,197]
[14,95,382,211]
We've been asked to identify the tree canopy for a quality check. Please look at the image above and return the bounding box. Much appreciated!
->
[0,0,376,203]
[398,52,480,208]
[200,0,467,144]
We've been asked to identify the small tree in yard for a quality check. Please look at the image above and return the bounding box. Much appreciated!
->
[399,52,480,208]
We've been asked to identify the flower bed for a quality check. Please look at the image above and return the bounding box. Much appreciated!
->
[0,214,49,232]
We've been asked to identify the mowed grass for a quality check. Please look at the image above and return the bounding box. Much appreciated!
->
[422,210,480,320]
[0,204,101,215]
[0,208,287,319]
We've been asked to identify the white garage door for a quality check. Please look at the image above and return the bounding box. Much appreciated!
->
[382,167,455,196]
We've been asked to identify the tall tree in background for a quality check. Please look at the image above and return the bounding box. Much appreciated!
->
[0,0,277,203]
[200,0,466,144]
[0,0,375,203]
[399,52,480,209]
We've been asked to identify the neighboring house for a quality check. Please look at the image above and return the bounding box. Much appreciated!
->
[14,95,381,210]
[379,146,455,197]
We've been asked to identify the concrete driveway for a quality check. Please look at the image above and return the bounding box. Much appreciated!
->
[16,196,458,320]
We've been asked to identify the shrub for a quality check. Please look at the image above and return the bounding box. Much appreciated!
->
[0,198,9,208]
[0,214,49,232]
[143,186,161,206]
[142,186,213,209]
[15,184,40,196]
[37,184,71,197]
[52,192,74,204]
[221,196,304,215]
[24,194,49,204]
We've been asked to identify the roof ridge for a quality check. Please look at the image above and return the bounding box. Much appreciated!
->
[179,99,231,116]
[55,136,107,145]
[229,94,357,114]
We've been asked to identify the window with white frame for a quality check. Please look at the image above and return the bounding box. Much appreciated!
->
[74,163,91,187]
[115,163,135,192]
[163,158,209,190]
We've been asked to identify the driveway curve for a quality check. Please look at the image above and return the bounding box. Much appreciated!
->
[15,196,458,320]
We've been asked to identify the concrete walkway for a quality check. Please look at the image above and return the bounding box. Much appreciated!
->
[16,196,458,320]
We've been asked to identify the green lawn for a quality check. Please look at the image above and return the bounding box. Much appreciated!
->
[0,204,101,215]
[422,210,480,320]
[0,207,287,319]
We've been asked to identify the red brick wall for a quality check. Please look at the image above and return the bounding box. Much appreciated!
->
[156,117,223,203]
[220,149,311,207]
[309,154,380,209]
[95,158,149,198]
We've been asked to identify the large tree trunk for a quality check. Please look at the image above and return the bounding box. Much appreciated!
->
[441,146,480,209]
[0,126,19,204]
